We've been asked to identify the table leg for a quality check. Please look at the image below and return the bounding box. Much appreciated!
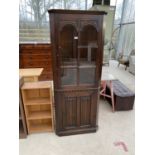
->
[110,81,115,112]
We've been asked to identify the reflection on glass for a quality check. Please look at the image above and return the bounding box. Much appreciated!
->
[61,68,77,86]
[79,25,98,67]
[79,68,95,84]
[80,25,97,46]
[78,45,97,67]
[78,25,97,85]
[59,24,98,86]
[60,25,78,67]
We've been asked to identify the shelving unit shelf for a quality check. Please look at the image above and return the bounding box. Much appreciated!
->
[21,81,54,134]
[25,97,51,105]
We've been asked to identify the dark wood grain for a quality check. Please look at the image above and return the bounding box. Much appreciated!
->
[48,9,107,15]
[49,9,106,136]
[19,44,53,81]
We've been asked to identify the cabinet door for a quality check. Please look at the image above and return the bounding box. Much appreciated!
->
[57,20,100,88]
[78,91,98,128]
[55,91,77,131]
[78,21,99,86]
[58,22,78,87]
[55,90,98,131]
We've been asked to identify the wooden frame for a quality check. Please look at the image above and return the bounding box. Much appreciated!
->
[19,68,43,82]
[21,81,54,134]
[19,77,27,138]
[48,10,107,136]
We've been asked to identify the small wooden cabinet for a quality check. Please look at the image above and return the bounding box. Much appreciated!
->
[19,68,43,82]
[48,9,107,136]
[19,77,27,138]
[21,81,54,134]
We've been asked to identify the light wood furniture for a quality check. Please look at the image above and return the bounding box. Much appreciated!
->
[48,9,107,136]
[19,77,27,138]
[21,81,54,134]
[19,68,43,82]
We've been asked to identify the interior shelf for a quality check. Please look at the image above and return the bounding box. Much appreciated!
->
[28,119,52,133]
[25,97,51,105]
[61,65,77,68]
[27,110,52,120]
[79,65,96,68]
[30,124,52,133]
[21,81,52,89]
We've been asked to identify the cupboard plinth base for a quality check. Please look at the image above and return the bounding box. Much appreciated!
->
[56,126,98,136]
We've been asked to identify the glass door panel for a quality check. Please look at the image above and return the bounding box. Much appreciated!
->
[59,24,98,86]
[59,24,78,86]
[61,68,77,86]
[79,68,96,84]
[78,47,97,67]
[59,25,78,67]
[78,25,98,85]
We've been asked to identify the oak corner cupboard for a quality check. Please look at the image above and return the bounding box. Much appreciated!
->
[48,9,107,136]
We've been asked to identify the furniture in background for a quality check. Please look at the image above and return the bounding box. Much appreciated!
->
[19,68,43,82]
[21,81,54,134]
[129,49,135,74]
[129,55,135,74]
[118,49,135,70]
[19,44,53,81]
[105,80,135,111]
[19,77,27,138]
[118,53,129,70]
[48,9,107,136]
[100,74,116,112]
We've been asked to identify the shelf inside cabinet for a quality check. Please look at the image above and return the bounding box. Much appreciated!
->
[21,81,52,89]
[29,123,52,133]
[25,97,51,105]
[79,65,96,68]
[27,110,52,120]
[28,119,52,133]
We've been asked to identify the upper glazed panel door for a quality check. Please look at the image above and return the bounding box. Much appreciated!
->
[58,21,78,87]
[59,24,78,67]
[78,21,99,85]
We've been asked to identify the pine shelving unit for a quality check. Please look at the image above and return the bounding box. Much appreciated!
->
[21,81,54,134]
